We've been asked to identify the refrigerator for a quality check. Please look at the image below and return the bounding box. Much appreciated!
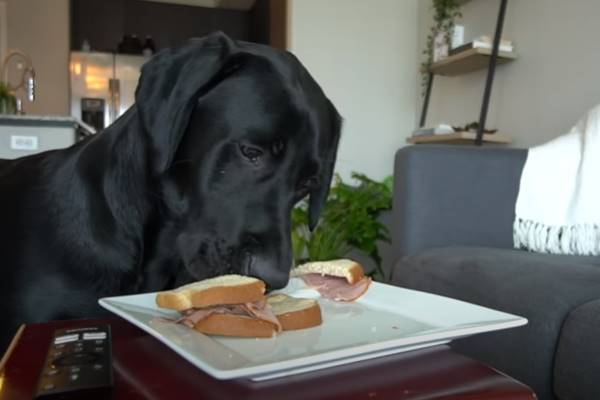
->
[70,52,150,132]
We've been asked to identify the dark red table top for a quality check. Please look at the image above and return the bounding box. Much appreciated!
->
[0,318,536,400]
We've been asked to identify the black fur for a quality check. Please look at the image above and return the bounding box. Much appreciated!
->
[0,32,341,352]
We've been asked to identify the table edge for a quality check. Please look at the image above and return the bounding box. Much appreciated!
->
[0,324,25,372]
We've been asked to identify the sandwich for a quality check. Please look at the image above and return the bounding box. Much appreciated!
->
[156,275,281,338]
[291,259,372,302]
[156,274,323,338]
[266,293,322,331]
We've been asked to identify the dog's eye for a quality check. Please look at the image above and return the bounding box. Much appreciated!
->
[239,144,263,163]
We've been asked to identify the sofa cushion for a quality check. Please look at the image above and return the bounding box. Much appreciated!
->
[554,299,600,400]
[392,246,600,400]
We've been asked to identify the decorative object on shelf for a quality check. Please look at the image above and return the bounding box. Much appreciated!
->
[0,50,36,115]
[420,0,463,96]
[433,32,449,63]
[412,123,455,137]
[452,121,497,134]
[291,172,393,282]
[450,35,514,55]
[451,24,465,49]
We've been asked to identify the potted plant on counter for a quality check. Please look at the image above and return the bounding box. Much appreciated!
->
[0,82,17,114]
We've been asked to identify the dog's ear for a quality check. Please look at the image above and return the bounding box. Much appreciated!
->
[135,31,239,173]
[308,102,342,231]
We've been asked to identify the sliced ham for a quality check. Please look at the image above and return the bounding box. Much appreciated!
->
[176,306,231,328]
[300,273,372,302]
[240,300,282,332]
[175,301,281,331]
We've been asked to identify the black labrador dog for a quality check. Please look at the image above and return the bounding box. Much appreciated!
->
[0,32,341,351]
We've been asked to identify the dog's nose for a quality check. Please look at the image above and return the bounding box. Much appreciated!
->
[241,233,291,289]
[253,265,289,290]
[247,252,290,289]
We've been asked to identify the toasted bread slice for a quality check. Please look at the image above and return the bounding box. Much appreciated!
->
[267,294,322,331]
[156,275,265,311]
[291,259,365,284]
[194,314,278,338]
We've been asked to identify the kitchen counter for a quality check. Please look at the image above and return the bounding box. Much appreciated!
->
[0,115,96,159]
[0,115,96,135]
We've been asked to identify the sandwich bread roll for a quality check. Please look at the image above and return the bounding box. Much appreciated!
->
[156,274,265,311]
[156,275,279,338]
[267,294,322,331]
[291,259,372,302]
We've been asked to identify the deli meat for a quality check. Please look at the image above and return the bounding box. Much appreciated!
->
[240,300,282,332]
[177,306,231,328]
[176,300,281,331]
[300,273,372,301]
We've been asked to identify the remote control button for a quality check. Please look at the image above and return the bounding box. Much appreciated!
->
[93,364,103,370]
[70,367,80,373]
[70,373,79,381]
[46,369,59,376]
[43,383,55,390]
[83,332,107,340]
[94,347,103,352]
[54,334,79,344]
[74,347,83,353]
[95,339,104,344]
[54,343,65,349]
[51,351,63,357]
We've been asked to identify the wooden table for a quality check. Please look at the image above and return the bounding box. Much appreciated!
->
[0,318,536,400]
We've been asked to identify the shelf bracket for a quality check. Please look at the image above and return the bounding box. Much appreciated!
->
[419,72,434,127]
[476,0,509,146]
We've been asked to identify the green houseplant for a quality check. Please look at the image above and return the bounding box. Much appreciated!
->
[291,172,393,281]
[421,0,463,95]
[0,82,17,114]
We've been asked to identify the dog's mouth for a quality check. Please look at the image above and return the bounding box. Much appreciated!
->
[177,233,289,289]
[181,239,256,280]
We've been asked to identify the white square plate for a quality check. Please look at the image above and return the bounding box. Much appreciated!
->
[99,278,526,380]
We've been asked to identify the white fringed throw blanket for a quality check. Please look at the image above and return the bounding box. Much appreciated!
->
[514,104,600,256]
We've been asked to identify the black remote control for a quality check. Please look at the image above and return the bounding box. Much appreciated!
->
[34,325,114,399]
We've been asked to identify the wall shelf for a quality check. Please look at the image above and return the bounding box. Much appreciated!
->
[406,131,511,145]
[430,47,517,76]
[417,0,511,145]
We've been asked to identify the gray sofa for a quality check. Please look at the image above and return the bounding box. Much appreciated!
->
[390,145,600,400]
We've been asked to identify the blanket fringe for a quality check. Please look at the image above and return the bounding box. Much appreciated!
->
[513,218,600,256]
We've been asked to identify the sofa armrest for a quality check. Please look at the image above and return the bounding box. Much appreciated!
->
[392,145,527,260]
[554,298,600,400]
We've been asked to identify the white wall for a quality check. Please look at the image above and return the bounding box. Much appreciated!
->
[418,0,600,148]
[289,0,418,182]
[4,0,70,116]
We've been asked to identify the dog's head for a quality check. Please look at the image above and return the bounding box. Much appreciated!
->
[135,32,341,289]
